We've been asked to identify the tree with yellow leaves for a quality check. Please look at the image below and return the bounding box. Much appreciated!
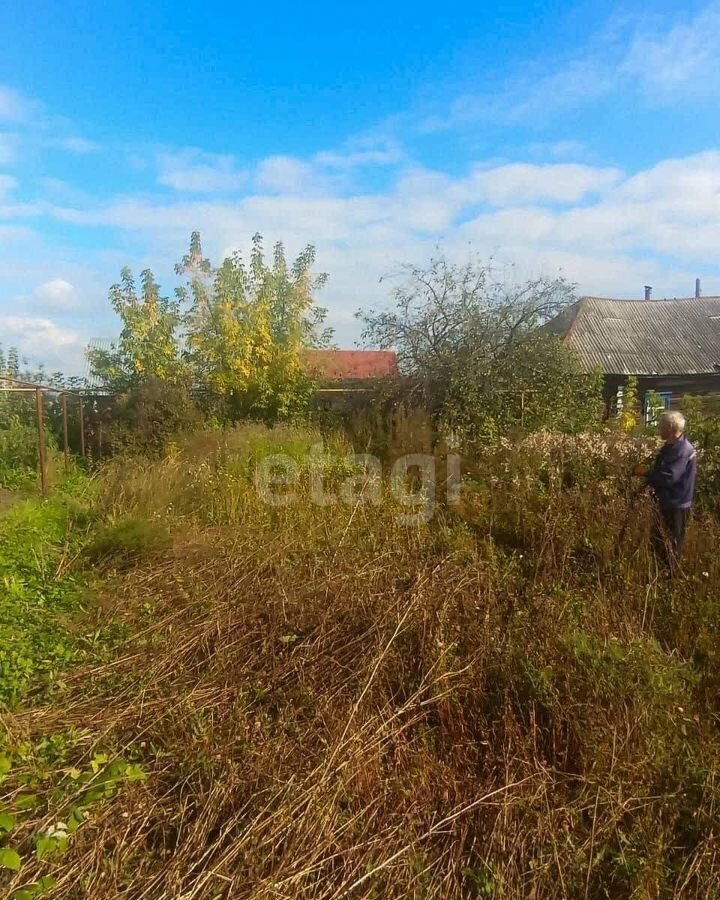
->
[184,233,331,421]
[90,232,332,422]
[88,267,187,391]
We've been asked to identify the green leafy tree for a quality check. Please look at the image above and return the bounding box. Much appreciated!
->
[358,252,602,442]
[175,230,213,311]
[617,376,640,432]
[91,233,331,421]
[0,345,20,379]
[88,268,186,391]
[184,233,332,421]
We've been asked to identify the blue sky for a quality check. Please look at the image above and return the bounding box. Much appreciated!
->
[1,0,720,372]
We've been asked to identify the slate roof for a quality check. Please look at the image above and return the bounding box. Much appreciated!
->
[303,349,399,380]
[547,296,720,376]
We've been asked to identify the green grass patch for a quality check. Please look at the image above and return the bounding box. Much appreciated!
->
[0,494,91,707]
[84,516,171,569]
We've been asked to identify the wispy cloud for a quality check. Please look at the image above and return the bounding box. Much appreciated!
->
[468,163,623,206]
[419,1,720,132]
[0,224,34,241]
[0,133,19,165]
[313,139,404,170]
[254,139,405,194]
[0,85,101,165]
[34,277,78,310]
[0,174,18,199]
[0,85,38,123]
[53,136,101,154]
[254,155,336,195]
[622,2,720,100]
[0,314,80,363]
[157,148,248,193]
[1,4,720,369]
[27,151,719,299]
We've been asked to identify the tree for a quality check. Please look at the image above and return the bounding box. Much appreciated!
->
[91,233,333,422]
[358,253,602,441]
[184,233,332,421]
[617,376,640,433]
[88,268,186,391]
[175,230,213,311]
[0,346,20,379]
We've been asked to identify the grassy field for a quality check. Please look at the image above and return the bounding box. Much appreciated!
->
[1,425,720,898]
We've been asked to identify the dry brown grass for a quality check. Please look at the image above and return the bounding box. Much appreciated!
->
[3,425,720,898]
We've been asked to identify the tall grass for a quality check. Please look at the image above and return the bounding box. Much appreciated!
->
[2,424,720,898]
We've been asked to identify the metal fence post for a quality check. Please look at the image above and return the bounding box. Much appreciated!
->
[79,396,86,457]
[35,387,47,494]
[61,393,70,472]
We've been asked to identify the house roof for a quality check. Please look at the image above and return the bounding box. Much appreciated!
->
[547,296,720,376]
[303,349,399,380]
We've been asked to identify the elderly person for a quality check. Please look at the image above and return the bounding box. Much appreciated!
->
[645,410,697,568]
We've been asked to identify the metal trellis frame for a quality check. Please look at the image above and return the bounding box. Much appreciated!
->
[0,376,87,493]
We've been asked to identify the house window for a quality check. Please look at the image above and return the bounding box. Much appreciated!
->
[644,391,671,425]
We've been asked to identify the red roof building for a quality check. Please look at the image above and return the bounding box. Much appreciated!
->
[303,349,398,381]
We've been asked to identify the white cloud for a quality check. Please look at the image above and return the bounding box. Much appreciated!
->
[419,53,617,132]
[469,163,624,206]
[34,278,78,310]
[2,11,719,363]
[254,145,402,195]
[0,133,18,166]
[254,155,328,194]
[622,2,720,100]
[419,2,720,133]
[157,148,247,193]
[0,224,34,241]
[314,139,404,170]
[41,151,719,268]
[0,86,36,123]
[6,144,719,355]
[54,136,100,154]
[548,140,586,159]
[0,174,18,199]
[506,57,617,123]
[0,315,80,367]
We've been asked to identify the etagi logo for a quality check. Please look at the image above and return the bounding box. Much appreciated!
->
[254,444,462,524]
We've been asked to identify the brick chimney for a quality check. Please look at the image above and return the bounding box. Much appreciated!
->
[644,285,652,301]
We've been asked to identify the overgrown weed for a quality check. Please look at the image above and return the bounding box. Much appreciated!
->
[2,424,720,897]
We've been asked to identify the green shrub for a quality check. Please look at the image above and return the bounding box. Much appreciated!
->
[0,497,90,705]
[0,415,68,491]
[104,378,204,456]
[0,418,42,489]
[84,516,170,568]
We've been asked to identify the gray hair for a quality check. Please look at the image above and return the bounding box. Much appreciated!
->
[659,409,685,434]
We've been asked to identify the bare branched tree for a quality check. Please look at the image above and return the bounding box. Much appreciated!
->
[357,252,601,439]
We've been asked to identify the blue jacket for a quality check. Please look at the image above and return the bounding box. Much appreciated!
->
[646,434,697,509]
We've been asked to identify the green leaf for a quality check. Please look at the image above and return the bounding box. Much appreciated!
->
[67,807,85,834]
[14,876,57,898]
[0,812,15,834]
[35,835,56,861]
[80,787,104,804]
[0,755,12,775]
[15,794,39,811]
[125,763,147,783]
[90,753,108,773]
[0,847,22,870]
